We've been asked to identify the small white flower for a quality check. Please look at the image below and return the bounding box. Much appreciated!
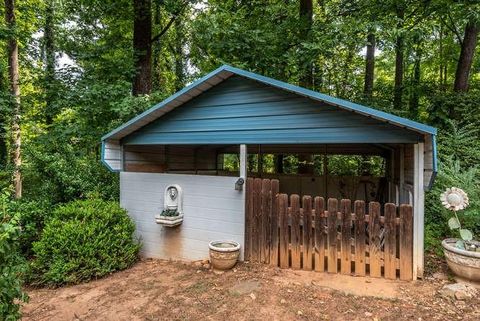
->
[440,187,469,211]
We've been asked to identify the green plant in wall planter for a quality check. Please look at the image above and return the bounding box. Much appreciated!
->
[441,187,480,281]
[156,208,183,227]
[160,209,180,217]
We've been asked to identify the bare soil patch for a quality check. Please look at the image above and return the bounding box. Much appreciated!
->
[22,259,480,321]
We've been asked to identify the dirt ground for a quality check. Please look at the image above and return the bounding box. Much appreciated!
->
[22,259,480,321]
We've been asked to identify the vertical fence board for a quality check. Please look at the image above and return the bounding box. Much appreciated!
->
[302,196,313,271]
[400,204,414,280]
[384,203,397,279]
[278,194,289,268]
[340,199,352,275]
[327,198,338,273]
[314,197,325,272]
[269,180,280,266]
[369,202,382,277]
[245,178,254,261]
[354,200,366,276]
[254,178,263,262]
[260,179,271,263]
[290,195,301,269]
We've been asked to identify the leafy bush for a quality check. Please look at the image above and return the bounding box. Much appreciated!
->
[24,144,119,204]
[425,159,480,254]
[10,200,52,258]
[0,193,28,321]
[30,199,140,286]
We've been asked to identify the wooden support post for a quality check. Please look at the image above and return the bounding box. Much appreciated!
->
[120,144,125,171]
[399,145,405,204]
[413,143,425,279]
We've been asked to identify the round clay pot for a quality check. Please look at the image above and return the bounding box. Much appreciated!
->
[442,238,480,281]
[208,240,240,270]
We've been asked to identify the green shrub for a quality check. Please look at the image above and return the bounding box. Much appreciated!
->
[30,199,140,286]
[0,193,28,321]
[425,158,480,253]
[10,200,52,258]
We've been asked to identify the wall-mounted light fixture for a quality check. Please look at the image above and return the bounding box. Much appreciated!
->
[235,177,245,191]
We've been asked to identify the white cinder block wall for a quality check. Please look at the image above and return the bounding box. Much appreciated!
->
[120,172,245,261]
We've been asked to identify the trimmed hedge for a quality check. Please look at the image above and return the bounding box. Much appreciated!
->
[30,199,140,286]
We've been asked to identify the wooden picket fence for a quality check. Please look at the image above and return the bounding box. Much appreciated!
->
[245,178,414,280]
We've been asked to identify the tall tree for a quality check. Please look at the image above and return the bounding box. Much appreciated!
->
[44,0,56,123]
[393,3,405,110]
[409,44,422,117]
[4,0,22,198]
[299,0,313,89]
[132,0,152,95]
[363,31,375,97]
[453,19,479,92]
[174,16,186,91]
[0,68,7,168]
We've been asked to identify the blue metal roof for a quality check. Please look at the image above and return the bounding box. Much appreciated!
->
[102,64,436,141]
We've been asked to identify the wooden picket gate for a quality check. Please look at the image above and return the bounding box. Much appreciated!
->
[244,178,414,280]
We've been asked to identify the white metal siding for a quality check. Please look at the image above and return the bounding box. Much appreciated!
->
[120,172,245,261]
[104,141,122,171]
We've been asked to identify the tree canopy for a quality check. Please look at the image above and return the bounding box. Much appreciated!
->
[0,0,479,201]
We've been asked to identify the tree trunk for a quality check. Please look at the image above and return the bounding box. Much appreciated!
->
[0,70,7,168]
[174,17,185,91]
[4,0,22,198]
[299,0,313,89]
[364,32,375,97]
[132,0,152,95]
[340,46,354,97]
[44,0,56,124]
[453,20,479,92]
[439,21,444,90]
[409,50,421,117]
[393,6,405,110]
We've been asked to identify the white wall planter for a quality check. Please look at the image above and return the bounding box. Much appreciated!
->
[155,184,184,227]
[155,213,184,227]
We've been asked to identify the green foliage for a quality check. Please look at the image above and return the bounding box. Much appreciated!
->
[10,200,52,258]
[30,199,140,286]
[0,193,28,321]
[428,91,480,129]
[160,208,179,217]
[24,143,119,203]
[425,159,480,253]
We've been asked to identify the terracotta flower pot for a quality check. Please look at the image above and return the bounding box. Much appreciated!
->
[442,238,480,282]
[209,240,240,270]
